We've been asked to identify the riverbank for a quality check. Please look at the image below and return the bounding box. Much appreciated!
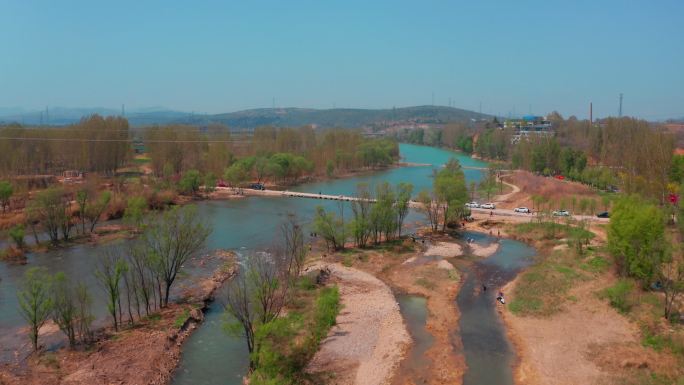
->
[307,236,468,385]
[306,262,411,385]
[495,219,681,384]
[0,250,236,385]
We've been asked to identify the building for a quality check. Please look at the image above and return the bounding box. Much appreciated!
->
[504,115,554,143]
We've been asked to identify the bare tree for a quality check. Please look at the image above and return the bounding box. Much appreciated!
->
[223,252,291,370]
[280,213,306,279]
[659,260,684,320]
[95,247,127,331]
[52,272,77,347]
[142,205,210,307]
[75,282,94,344]
[418,190,440,232]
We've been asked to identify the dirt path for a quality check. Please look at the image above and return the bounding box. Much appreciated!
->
[494,174,521,204]
[501,275,673,385]
[306,263,411,385]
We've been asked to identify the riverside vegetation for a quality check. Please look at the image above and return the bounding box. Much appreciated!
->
[0,118,399,257]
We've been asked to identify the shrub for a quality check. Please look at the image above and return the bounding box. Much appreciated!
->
[9,224,25,249]
[124,196,147,228]
[580,256,609,273]
[249,287,340,385]
[600,279,634,314]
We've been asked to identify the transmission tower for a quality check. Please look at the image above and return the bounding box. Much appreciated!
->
[619,93,623,117]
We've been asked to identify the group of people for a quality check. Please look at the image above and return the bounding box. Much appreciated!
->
[482,284,505,304]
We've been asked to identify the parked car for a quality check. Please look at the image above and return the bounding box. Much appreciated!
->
[481,203,496,209]
[514,207,531,213]
[465,202,480,208]
[596,211,610,218]
[249,183,266,190]
[553,210,571,217]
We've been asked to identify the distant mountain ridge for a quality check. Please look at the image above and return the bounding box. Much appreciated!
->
[176,106,490,129]
[0,105,490,129]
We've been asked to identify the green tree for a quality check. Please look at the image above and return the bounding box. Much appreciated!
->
[350,184,372,248]
[395,182,413,237]
[179,169,202,196]
[224,163,248,191]
[85,191,111,233]
[17,267,53,351]
[0,180,13,212]
[312,206,346,250]
[51,272,78,347]
[9,224,25,249]
[434,159,468,231]
[608,196,667,285]
[34,188,69,244]
[204,172,217,193]
[124,196,147,229]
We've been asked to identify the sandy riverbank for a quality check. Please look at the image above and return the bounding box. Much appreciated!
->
[499,274,678,385]
[306,262,411,385]
[0,250,236,385]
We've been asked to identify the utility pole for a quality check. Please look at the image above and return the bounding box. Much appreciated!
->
[589,102,593,124]
[618,93,623,117]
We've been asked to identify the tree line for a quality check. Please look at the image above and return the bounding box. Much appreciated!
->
[146,125,399,183]
[0,115,129,177]
[311,157,470,250]
[395,114,681,203]
[17,205,210,351]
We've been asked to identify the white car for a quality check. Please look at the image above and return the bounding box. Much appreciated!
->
[553,210,571,217]
[481,203,496,210]
[465,202,480,208]
[514,207,531,213]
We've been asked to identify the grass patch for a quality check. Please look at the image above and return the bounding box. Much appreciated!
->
[415,277,436,290]
[249,286,341,385]
[173,308,191,329]
[133,157,151,164]
[342,255,353,267]
[509,250,586,316]
[580,256,610,273]
[38,352,60,369]
[599,279,634,314]
[512,221,595,242]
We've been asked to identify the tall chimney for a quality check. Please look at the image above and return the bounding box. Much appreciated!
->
[589,102,593,124]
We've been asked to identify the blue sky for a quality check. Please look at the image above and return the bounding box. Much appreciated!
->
[1,0,682,119]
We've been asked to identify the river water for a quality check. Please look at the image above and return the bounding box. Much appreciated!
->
[457,234,536,385]
[0,144,534,385]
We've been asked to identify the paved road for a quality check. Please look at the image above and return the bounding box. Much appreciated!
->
[469,206,609,223]
[227,187,609,224]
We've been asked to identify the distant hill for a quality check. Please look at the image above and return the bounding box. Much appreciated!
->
[0,107,193,126]
[0,105,491,129]
[174,106,491,129]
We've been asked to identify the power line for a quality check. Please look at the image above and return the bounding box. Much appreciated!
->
[0,136,250,143]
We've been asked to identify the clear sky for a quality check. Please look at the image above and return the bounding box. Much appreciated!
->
[1,0,682,119]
